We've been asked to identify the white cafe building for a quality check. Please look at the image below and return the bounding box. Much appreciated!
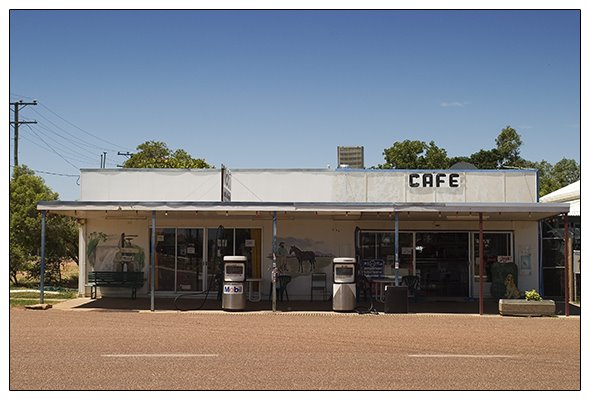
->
[37,167,569,307]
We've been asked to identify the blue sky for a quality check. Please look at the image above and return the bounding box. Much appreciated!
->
[9,9,581,200]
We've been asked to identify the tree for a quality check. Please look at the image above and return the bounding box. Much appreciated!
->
[377,127,579,199]
[468,148,502,169]
[495,125,523,167]
[123,141,212,169]
[10,166,78,285]
[532,158,580,197]
[380,140,449,169]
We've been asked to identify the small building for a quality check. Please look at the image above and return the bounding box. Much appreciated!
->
[38,167,569,306]
[337,146,364,169]
[540,180,581,302]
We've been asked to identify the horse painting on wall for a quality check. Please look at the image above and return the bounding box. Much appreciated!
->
[289,246,316,273]
[267,237,334,275]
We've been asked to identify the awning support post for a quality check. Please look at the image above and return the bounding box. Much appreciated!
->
[394,209,400,286]
[272,211,277,312]
[564,213,570,317]
[40,210,46,304]
[479,212,484,315]
[151,210,156,312]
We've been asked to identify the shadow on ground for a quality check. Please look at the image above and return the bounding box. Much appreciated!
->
[69,296,580,315]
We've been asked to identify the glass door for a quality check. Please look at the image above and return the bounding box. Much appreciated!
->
[176,228,204,292]
[206,226,233,292]
[206,227,263,292]
[154,228,175,291]
[471,232,513,298]
[415,232,469,297]
[152,228,205,292]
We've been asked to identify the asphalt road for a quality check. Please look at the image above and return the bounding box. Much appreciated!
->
[9,308,581,390]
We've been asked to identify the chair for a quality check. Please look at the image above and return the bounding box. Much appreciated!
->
[401,275,420,301]
[310,273,327,301]
[269,275,292,302]
[356,274,371,301]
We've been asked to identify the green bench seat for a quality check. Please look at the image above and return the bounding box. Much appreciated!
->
[88,271,145,299]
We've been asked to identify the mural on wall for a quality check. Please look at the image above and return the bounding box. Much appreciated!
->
[87,231,145,273]
[270,237,335,276]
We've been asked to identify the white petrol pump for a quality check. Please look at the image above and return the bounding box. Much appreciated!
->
[222,256,247,311]
[332,257,357,312]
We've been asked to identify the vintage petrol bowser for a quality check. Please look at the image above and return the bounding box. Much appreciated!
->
[222,255,247,311]
[332,257,356,312]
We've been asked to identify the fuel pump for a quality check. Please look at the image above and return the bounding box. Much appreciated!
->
[222,256,247,311]
[332,257,356,312]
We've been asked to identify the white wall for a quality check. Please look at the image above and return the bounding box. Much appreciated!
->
[81,169,220,201]
[82,214,540,300]
[80,169,538,203]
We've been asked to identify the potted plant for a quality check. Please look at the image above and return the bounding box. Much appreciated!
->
[498,289,556,317]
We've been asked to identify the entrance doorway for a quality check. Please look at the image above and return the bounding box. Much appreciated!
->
[471,232,513,298]
[152,228,205,292]
[415,232,469,297]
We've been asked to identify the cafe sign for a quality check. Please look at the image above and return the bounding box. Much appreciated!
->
[408,172,461,188]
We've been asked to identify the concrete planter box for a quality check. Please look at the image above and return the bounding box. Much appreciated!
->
[499,299,556,317]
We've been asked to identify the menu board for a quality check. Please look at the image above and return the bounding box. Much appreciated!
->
[361,259,384,278]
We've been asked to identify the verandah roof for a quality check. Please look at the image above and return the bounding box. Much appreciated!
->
[37,200,570,221]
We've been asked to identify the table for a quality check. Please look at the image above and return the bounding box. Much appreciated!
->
[371,279,396,302]
[246,278,263,302]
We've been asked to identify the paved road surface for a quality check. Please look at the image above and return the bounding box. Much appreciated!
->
[9,308,581,390]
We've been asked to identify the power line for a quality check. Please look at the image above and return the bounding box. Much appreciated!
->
[30,122,108,161]
[20,133,97,166]
[22,125,99,165]
[27,126,79,171]
[29,107,119,153]
[10,92,36,101]
[37,101,134,152]
[9,165,79,178]
[10,94,130,167]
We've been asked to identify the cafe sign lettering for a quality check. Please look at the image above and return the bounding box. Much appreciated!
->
[408,172,461,188]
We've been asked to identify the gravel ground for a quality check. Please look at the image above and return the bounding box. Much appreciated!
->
[9,308,581,391]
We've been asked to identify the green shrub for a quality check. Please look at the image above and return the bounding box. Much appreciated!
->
[525,289,543,301]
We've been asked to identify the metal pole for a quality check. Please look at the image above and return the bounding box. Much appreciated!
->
[151,211,156,312]
[479,212,484,315]
[564,214,570,317]
[40,210,46,304]
[14,103,19,166]
[10,100,37,167]
[394,210,399,286]
[221,164,225,201]
[272,211,277,312]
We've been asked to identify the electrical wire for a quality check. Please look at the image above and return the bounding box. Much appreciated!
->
[232,174,264,201]
[29,108,119,154]
[21,125,97,166]
[9,164,79,178]
[10,93,134,153]
[26,126,80,171]
[23,123,103,163]
[37,101,134,152]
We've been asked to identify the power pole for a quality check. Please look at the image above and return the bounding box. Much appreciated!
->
[117,151,133,167]
[10,100,38,166]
